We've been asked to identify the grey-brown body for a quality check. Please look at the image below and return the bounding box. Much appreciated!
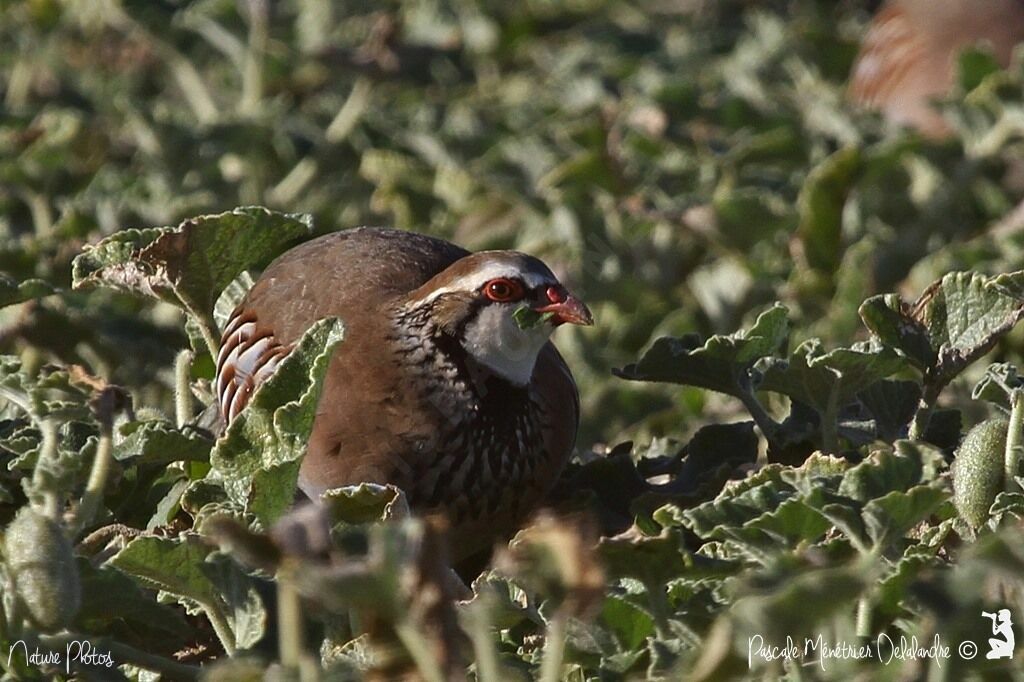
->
[216,228,582,558]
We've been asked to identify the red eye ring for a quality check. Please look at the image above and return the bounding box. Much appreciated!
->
[483,278,524,302]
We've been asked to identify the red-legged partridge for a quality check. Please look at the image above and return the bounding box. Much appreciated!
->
[849,0,1024,137]
[215,228,592,557]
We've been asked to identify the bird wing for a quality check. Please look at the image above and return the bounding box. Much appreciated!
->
[531,342,581,485]
[215,227,468,426]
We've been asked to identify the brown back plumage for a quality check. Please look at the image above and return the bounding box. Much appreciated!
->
[215,227,581,558]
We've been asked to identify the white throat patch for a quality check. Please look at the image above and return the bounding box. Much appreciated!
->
[461,304,553,385]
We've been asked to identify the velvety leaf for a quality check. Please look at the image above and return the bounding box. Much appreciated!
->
[728,565,866,646]
[756,339,911,415]
[0,356,92,421]
[107,534,222,608]
[972,362,1024,408]
[858,293,936,370]
[614,304,789,397]
[107,534,265,650]
[71,207,313,342]
[858,380,922,440]
[74,560,192,644]
[600,594,655,652]
[676,471,794,540]
[860,271,1024,393]
[0,275,57,308]
[322,483,410,525]
[674,422,758,494]
[838,446,945,503]
[863,485,948,548]
[989,491,1024,523]
[741,493,833,546]
[598,527,688,584]
[874,553,940,618]
[209,317,344,528]
[115,419,213,465]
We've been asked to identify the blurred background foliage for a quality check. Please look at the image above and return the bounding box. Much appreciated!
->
[4,0,1024,450]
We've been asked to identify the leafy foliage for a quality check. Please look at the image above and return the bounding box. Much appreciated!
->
[3,0,1024,680]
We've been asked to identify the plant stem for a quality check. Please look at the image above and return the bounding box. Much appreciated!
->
[394,620,445,682]
[240,0,267,115]
[463,601,501,682]
[190,311,221,361]
[909,386,941,441]
[1005,390,1024,493]
[75,421,113,534]
[539,608,568,682]
[737,386,780,443]
[19,189,53,236]
[325,77,373,143]
[175,349,194,428]
[202,600,237,656]
[644,578,673,641]
[278,564,305,672]
[33,419,60,520]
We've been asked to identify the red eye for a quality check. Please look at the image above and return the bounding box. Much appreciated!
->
[483,278,524,302]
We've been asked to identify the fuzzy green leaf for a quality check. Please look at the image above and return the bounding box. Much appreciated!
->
[0,275,57,308]
[115,419,213,465]
[615,304,789,396]
[71,207,313,340]
[209,317,344,527]
[860,271,1024,392]
[107,534,266,650]
[756,339,911,416]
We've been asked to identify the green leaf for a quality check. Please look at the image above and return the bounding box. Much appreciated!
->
[115,419,213,465]
[75,559,192,644]
[322,483,410,526]
[972,362,1024,408]
[857,380,922,440]
[209,317,344,527]
[756,339,911,415]
[675,422,758,494]
[863,485,948,548]
[513,306,555,330]
[675,467,794,539]
[796,146,861,273]
[860,271,1024,394]
[600,594,655,652]
[71,207,314,348]
[0,356,92,420]
[615,304,789,397]
[838,446,944,503]
[107,534,266,650]
[858,293,936,370]
[728,565,867,646]
[598,528,689,584]
[957,47,1002,92]
[874,553,940,618]
[0,274,57,308]
[108,535,222,610]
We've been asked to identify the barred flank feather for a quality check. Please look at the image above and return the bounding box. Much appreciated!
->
[215,308,291,424]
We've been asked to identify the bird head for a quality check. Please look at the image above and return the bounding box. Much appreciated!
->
[405,251,592,385]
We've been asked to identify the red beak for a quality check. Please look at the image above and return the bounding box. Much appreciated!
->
[534,287,593,326]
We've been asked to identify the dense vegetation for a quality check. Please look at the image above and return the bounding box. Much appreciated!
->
[3,0,1024,679]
